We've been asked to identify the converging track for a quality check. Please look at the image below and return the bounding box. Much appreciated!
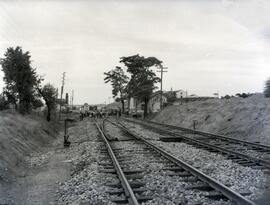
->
[122,117,270,170]
[95,118,259,205]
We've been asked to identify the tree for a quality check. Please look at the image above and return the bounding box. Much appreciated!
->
[37,84,57,121]
[120,54,162,118]
[0,93,9,110]
[0,46,41,114]
[32,98,44,109]
[264,78,270,98]
[104,66,129,112]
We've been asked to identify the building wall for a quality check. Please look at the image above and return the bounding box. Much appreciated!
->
[128,94,167,113]
[148,94,167,113]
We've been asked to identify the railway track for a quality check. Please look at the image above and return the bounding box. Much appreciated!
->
[122,117,270,170]
[95,119,259,205]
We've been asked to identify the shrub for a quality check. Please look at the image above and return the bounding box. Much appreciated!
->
[236,93,252,98]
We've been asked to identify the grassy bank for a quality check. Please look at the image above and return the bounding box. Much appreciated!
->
[0,110,60,182]
[152,94,270,145]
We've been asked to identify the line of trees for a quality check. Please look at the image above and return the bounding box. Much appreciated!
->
[104,54,162,118]
[0,46,58,121]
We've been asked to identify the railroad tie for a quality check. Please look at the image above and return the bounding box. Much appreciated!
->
[107,188,125,195]
[100,168,116,173]
[125,174,144,180]
[123,169,145,174]
[98,162,113,166]
[203,191,228,200]
[186,182,214,191]
[177,176,199,182]
[162,167,185,172]
[111,198,128,204]
[101,165,115,169]
[167,171,192,177]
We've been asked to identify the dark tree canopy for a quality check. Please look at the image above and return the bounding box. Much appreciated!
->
[264,78,270,98]
[104,66,129,112]
[0,46,41,114]
[120,54,162,117]
[32,98,44,109]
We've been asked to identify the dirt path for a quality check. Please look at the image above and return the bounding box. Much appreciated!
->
[2,139,72,205]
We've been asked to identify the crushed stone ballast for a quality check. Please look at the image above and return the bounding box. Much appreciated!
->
[102,119,258,205]
[123,117,270,170]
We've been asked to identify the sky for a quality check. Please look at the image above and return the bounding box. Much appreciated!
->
[1,0,270,104]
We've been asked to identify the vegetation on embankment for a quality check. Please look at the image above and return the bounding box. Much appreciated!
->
[152,94,270,145]
[0,110,59,182]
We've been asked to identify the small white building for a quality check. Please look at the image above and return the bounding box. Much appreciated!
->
[128,91,168,113]
[148,92,167,113]
[175,90,188,99]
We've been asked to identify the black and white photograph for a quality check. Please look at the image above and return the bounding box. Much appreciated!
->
[0,0,270,204]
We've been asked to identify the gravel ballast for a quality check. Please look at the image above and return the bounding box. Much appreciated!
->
[106,122,236,205]
[121,120,270,201]
[57,119,117,205]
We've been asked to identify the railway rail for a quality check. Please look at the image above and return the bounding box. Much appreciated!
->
[144,119,270,151]
[122,117,270,170]
[95,118,259,205]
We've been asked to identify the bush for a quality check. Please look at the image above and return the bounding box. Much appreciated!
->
[223,95,231,99]
[236,93,252,98]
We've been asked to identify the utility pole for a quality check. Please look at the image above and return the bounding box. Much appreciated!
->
[59,72,66,120]
[71,90,74,109]
[157,65,168,109]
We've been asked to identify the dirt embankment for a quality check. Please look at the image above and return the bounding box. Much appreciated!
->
[153,94,270,144]
[0,110,59,182]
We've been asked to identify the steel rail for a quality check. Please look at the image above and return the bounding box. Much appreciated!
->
[112,120,258,205]
[139,118,270,151]
[95,122,140,205]
[123,118,270,169]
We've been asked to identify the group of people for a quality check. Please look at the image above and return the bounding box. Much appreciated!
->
[79,109,122,121]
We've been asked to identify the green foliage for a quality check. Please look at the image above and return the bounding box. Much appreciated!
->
[264,78,270,98]
[37,83,57,121]
[120,54,161,117]
[104,66,129,111]
[0,46,41,114]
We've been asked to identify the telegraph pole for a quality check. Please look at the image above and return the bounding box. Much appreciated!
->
[157,65,168,109]
[59,72,66,120]
[71,90,74,109]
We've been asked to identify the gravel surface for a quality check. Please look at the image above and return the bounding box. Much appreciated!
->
[123,118,270,161]
[57,119,117,205]
[177,131,270,161]
[104,121,133,141]
[121,119,270,201]
[106,122,235,205]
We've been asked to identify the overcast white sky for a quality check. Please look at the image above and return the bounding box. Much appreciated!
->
[1,0,270,104]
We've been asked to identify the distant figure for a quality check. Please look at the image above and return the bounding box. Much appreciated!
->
[80,112,84,121]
